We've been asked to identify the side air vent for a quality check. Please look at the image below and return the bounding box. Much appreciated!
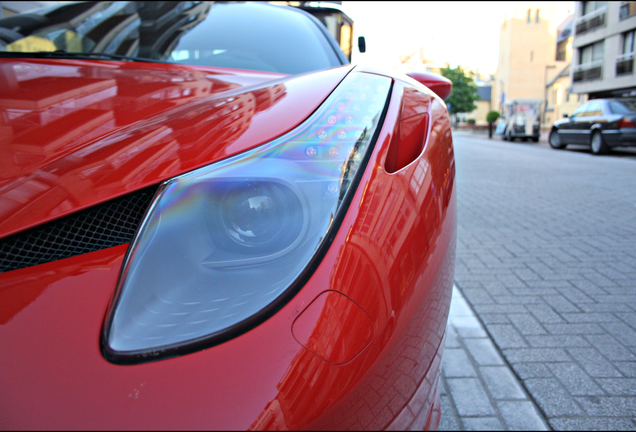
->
[0,186,158,274]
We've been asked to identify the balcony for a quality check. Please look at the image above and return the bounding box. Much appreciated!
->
[573,60,603,82]
[620,1,636,20]
[575,7,607,35]
[616,52,635,75]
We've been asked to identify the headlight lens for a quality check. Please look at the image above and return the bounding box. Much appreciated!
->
[103,72,392,362]
[216,181,302,252]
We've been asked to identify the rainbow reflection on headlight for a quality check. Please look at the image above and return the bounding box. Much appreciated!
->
[104,72,392,362]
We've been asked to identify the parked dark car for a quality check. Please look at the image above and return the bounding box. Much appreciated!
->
[549,98,636,155]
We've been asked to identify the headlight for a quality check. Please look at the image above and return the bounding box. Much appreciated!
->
[103,72,392,363]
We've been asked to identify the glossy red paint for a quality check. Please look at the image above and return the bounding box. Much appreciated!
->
[291,290,374,365]
[0,59,352,238]
[296,76,455,430]
[0,68,455,430]
[406,71,453,101]
[385,87,432,173]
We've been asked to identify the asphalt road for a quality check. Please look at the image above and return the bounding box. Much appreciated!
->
[440,131,636,431]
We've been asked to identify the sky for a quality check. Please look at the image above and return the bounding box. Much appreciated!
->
[341,1,575,75]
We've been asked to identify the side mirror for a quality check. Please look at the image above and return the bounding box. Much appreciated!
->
[406,71,452,101]
[563,113,569,118]
[358,36,366,53]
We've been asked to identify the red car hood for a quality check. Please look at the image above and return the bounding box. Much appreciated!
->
[0,59,352,238]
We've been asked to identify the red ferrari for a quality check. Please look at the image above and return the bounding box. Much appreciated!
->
[0,2,456,430]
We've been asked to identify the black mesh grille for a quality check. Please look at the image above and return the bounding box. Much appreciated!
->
[0,186,158,273]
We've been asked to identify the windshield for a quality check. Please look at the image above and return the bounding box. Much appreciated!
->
[0,1,344,74]
[504,101,540,118]
[514,103,540,114]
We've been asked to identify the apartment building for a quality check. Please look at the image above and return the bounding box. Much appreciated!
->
[571,1,636,98]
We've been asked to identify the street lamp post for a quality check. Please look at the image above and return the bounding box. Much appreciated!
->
[544,65,557,126]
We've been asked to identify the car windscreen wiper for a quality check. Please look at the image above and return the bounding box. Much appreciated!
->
[0,50,165,63]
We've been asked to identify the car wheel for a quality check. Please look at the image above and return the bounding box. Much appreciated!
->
[590,130,609,155]
[507,130,514,142]
[549,129,565,149]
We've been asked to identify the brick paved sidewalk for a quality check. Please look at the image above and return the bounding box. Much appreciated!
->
[440,286,548,430]
[449,132,636,431]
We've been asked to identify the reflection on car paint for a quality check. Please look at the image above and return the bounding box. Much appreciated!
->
[0,60,351,239]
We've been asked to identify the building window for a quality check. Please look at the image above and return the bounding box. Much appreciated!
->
[619,1,636,20]
[530,50,534,62]
[582,1,607,16]
[536,9,540,23]
[556,40,569,61]
[574,41,604,81]
[580,41,604,64]
[527,9,531,23]
[576,1,607,34]
[617,30,635,75]
[623,30,635,55]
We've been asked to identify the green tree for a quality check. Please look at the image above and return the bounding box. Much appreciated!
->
[486,110,500,124]
[439,66,479,123]
[486,110,500,138]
